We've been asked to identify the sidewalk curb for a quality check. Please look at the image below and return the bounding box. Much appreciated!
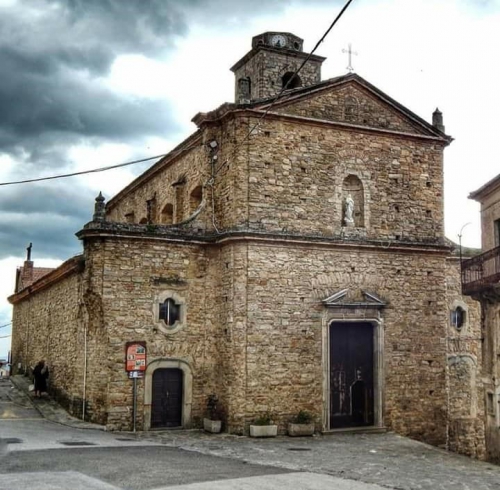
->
[10,375,105,431]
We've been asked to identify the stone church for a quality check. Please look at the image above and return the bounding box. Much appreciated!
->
[9,32,485,457]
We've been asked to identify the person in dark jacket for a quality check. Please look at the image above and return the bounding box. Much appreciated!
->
[33,360,49,398]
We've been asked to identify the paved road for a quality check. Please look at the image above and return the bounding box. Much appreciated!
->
[3,377,500,490]
[2,378,376,490]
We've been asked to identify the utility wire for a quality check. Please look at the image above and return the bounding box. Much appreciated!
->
[0,153,168,187]
[0,139,204,187]
[0,335,11,339]
[245,0,355,140]
[212,0,355,177]
[0,323,11,329]
[0,1,353,188]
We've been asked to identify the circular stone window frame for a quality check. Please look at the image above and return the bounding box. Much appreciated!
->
[450,299,468,332]
[153,290,186,335]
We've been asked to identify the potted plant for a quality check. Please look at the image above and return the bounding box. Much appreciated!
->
[249,411,278,438]
[288,410,315,437]
[203,394,222,434]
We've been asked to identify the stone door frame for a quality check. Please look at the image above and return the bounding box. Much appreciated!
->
[322,315,384,431]
[144,358,193,431]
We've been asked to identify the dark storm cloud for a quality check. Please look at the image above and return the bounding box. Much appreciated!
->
[0,3,182,159]
[0,0,340,263]
[0,182,96,259]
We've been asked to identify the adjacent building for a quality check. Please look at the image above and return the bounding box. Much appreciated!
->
[9,32,485,458]
[462,174,500,462]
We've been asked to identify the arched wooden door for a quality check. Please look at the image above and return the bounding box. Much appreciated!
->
[330,322,374,429]
[151,368,183,428]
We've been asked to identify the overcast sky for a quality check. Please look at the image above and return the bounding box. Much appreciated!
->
[1,0,499,357]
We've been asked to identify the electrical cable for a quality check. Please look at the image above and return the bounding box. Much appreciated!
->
[0,323,12,329]
[0,139,204,187]
[212,0,355,178]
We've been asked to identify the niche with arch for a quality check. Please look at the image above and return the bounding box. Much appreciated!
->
[342,174,365,228]
[282,72,302,90]
[344,96,359,122]
[189,186,203,214]
[161,203,174,225]
[237,77,251,101]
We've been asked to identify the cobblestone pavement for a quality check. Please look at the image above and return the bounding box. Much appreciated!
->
[7,375,500,490]
[134,430,500,490]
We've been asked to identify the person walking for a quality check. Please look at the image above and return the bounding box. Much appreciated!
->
[33,360,49,398]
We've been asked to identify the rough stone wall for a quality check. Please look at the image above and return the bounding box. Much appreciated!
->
[245,115,444,242]
[106,139,209,226]
[479,190,500,250]
[10,271,89,416]
[481,301,500,462]
[275,83,427,134]
[445,257,485,459]
[241,242,450,445]
[233,49,322,102]
[105,118,251,234]
[85,235,220,431]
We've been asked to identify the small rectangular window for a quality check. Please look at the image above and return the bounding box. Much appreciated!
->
[487,393,495,415]
[495,219,500,247]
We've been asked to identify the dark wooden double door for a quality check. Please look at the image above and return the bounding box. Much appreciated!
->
[330,322,374,429]
[151,368,183,428]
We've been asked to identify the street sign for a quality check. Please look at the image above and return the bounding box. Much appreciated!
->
[128,370,144,379]
[125,341,147,372]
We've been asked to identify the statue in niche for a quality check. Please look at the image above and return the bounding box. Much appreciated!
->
[344,193,355,226]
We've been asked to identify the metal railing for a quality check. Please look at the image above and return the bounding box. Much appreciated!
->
[461,245,500,295]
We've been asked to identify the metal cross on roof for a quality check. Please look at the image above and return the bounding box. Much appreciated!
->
[342,43,358,73]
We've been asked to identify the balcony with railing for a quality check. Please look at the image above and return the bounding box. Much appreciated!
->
[461,245,500,295]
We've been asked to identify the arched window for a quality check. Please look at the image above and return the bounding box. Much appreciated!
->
[282,72,302,90]
[139,217,148,224]
[189,186,203,214]
[342,174,365,228]
[159,298,180,326]
[153,290,186,335]
[237,77,251,101]
[161,203,174,225]
[173,177,187,223]
[451,306,466,330]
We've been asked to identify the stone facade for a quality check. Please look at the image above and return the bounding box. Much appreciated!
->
[9,32,484,458]
[462,174,500,462]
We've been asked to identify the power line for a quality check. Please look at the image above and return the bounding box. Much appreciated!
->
[246,0,355,140]
[0,335,11,339]
[0,153,169,187]
[0,323,11,329]
[213,0,355,178]
[0,137,204,187]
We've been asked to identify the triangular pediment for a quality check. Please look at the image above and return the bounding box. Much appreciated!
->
[322,288,386,309]
[259,74,448,140]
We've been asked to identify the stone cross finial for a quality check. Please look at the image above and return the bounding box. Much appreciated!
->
[26,242,32,261]
[93,192,106,222]
[342,43,358,73]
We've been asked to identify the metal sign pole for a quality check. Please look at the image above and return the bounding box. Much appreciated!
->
[133,376,137,432]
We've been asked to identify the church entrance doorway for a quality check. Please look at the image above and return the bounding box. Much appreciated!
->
[151,368,183,428]
[329,321,374,429]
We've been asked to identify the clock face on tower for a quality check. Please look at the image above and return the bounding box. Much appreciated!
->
[271,34,287,48]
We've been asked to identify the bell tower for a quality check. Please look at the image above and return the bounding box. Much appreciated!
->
[230,32,326,104]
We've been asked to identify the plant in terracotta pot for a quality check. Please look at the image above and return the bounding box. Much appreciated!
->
[288,410,315,437]
[250,411,278,438]
[203,394,223,434]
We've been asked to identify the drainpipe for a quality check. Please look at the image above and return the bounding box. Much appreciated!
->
[83,318,87,421]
